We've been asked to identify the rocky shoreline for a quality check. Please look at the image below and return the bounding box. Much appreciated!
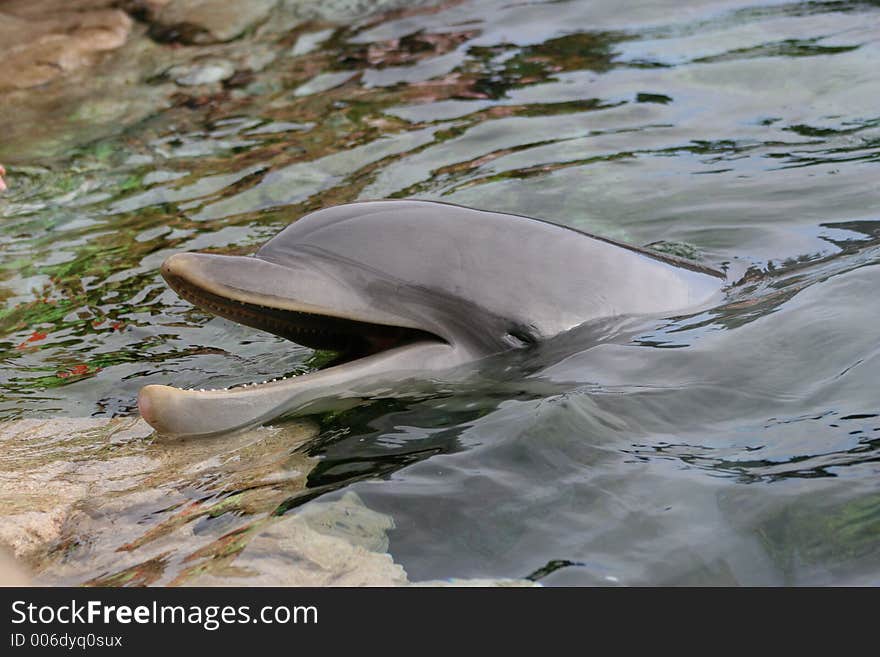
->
[0,0,439,164]
[0,416,535,586]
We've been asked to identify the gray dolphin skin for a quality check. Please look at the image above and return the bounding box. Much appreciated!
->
[138,200,726,438]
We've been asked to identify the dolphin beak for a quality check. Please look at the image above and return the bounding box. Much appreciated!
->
[159,251,294,306]
[157,251,427,335]
[160,251,197,282]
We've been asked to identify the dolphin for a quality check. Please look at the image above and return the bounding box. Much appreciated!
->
[138,200,726,438]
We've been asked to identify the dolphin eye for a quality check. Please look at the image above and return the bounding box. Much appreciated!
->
[504,328,537,348]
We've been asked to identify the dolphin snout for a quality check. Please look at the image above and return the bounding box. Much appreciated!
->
[160,252,201,283]
[137,384,166,432]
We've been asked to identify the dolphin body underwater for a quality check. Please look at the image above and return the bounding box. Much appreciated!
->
[138,200,727,438]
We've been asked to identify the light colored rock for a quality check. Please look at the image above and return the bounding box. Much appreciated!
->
[0,417,324,584]
[0,509,73,560]
[289,28,335,57]
[240,43,279,72]
[279,0,435,23]
[0,0,120,18]
[0,8,133,91]
[188,512,409,587]
[155,0,278,44]
[183,491,539,587]
[0,550,31,587]
[0,418,152,561]
[167,59,236,86]
[297,491,395,553]
[0,417,536,587]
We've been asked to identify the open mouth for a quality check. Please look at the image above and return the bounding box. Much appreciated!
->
[138,251,455,438]
[163,270,443,386]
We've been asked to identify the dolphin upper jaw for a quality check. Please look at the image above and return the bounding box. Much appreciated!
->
[160,252,427,333]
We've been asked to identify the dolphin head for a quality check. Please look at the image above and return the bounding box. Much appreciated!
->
[139,200,725,438]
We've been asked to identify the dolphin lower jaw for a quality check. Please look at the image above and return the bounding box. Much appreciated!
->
[138,340,461,439]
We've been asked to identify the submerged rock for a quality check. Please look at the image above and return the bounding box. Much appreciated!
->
[0,5,133,91]
[182,491,538,587]
[185,496,409,587]
[0,549,31,587]
[0,417,535,587]
[289,28,336,57]
[167,59,237,86]
[0,418,153,563]
[151,0,278,44]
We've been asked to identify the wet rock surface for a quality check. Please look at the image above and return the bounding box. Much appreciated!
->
[0,0,440,163]
[150,0,278,44]
[0,549,31,586]
[0,417,332,584]
[0,418,534,586]
[0,2,133,92]
[166,59,237,86]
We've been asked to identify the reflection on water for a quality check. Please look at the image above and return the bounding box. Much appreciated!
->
[1,0,879,585]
